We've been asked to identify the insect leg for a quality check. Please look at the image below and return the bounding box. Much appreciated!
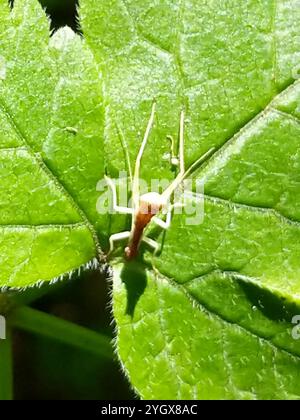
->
[142,236,160,254]
[152,202,185,230]
[108,231,131,254]
[105,175,133,215]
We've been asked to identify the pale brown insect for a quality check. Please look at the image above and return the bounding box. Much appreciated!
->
[105,103,214,260]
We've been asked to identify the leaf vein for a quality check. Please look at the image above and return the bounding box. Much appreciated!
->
[198,79,300,169]
[0,96,101,258]
[156,270,300,362]
[0,222,87,229]
[203,194,300,227]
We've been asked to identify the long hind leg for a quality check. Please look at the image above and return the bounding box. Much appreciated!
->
[142,236,160,254]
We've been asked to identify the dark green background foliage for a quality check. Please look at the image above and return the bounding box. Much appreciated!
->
[13,273,133,400]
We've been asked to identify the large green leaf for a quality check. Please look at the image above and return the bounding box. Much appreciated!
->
[0,0,105,287]
[81,0,300,399]
[2,0,300,400]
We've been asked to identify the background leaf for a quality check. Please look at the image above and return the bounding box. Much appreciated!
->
[0,0,132,401]
[81,0,300,399]
[0,0,104,287]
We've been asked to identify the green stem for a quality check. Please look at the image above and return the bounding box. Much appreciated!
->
[0,327,13,400]
[9,306,113,360]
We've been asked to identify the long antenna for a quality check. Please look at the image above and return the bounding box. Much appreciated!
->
[179,110,185,176]
[115,120,133,184]
[132,102,156,210]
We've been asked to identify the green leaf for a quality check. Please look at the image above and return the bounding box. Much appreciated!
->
[113,263,300,399]
[81,0,300,399]
[0,0,105,287]
[2,0,300,401]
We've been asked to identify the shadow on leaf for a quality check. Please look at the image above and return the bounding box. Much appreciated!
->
[120,261,147,318]
[239,279,300,323]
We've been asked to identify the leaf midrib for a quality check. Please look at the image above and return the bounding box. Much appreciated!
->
[203,194,300,227]
[0,223,86,228]
[197,79,300,179]
[194,80,300,226]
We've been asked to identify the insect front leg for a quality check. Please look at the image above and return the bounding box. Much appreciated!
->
[152,202,185,230]
[105,175,134,215]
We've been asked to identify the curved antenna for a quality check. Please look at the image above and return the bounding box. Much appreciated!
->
[162,147,215,200]
[162,113,215,201]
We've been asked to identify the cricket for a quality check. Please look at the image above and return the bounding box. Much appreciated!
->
[105,103,214,260]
